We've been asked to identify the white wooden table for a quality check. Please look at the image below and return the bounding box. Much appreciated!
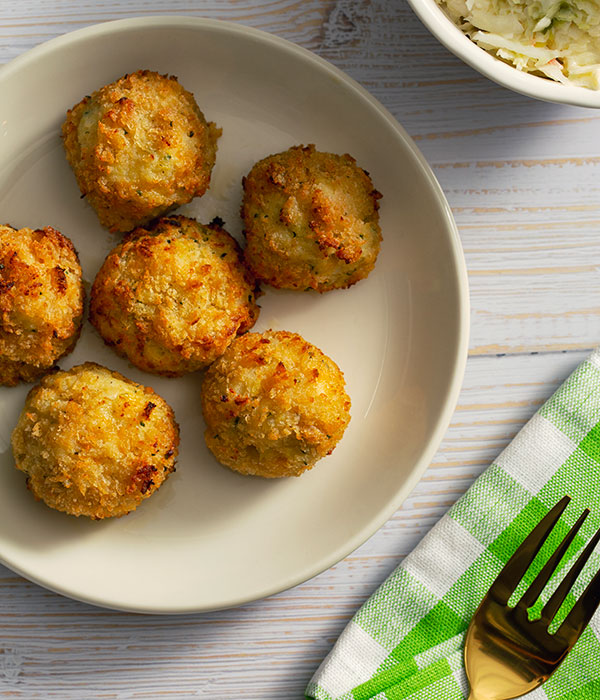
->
[1,1,599,697]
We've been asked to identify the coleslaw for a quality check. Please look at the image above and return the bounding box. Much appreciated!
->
[437,0,600,89]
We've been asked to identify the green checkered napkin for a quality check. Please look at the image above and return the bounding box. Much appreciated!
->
[306,349,600,700]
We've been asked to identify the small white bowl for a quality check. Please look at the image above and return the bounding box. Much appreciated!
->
[406,0,600,108]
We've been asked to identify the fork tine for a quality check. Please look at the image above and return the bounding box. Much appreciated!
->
[519,508,589,610]
[558,561,600,640]
[492,496,571,604]
[544,524,600,627]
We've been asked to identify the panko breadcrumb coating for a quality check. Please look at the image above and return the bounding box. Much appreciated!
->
[201,329,351,478]
[11,363,179,519]
[0,224,84,386]
[90,215,260,376]
[242,144,382,292]
[62,70,221,233]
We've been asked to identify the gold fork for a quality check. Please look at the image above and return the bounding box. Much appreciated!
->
[465,495,600,700]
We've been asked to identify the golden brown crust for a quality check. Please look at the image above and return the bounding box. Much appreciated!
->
[201,329,351,478]
[11,362,179,519]
[0,224,84,386]
[241,144,382,292]
[89,215,260,376]
[62,70,222,232]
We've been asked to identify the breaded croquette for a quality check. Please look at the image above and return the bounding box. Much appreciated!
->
[242,144,382,292]
[90,215,260,376]
[62,70,221,232]
[11,362,179,519]
[0,224,84,386]
[201,329,351,478]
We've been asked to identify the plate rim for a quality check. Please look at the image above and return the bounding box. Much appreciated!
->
[0,15,470,613]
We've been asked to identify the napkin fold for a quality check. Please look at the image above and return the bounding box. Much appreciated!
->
[306,348,600,700]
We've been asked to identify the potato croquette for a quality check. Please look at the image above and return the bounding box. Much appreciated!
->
[62,70,221,233]
[242,144,382,292]
[201,330,351,478]
[90,215,260,376]
[11,362,179,519]
[0,224,84,386]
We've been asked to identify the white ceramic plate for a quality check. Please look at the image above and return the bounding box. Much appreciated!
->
[0,17,469,613]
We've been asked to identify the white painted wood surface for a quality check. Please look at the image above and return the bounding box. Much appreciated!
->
[1,1,599,697]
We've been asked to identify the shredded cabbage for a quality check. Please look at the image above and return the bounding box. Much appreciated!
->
[437,0,600,89]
